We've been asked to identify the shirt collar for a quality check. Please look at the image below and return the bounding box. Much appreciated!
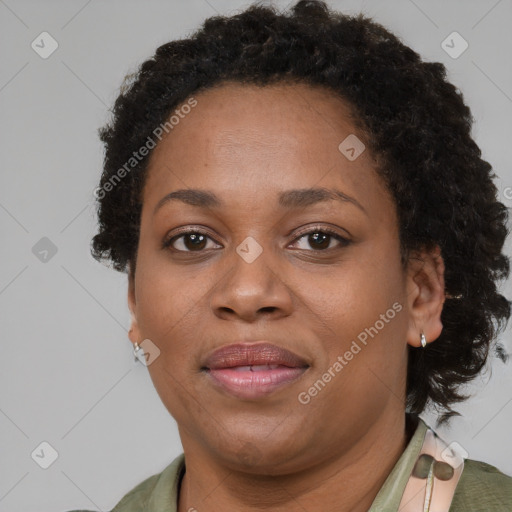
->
[368,415,429,510]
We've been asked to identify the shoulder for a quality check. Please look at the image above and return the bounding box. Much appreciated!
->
[65,454,185,512]
[450,458,512,511]
[111,454,184,511]
[109,471,161,511]
[63,473,160,512]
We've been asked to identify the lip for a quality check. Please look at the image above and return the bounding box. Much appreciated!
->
[202,342,310,400]
[203,342,309,369]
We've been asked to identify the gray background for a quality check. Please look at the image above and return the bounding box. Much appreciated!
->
[0,0,511,510]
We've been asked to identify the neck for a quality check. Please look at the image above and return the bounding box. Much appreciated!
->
[178,412,416,512]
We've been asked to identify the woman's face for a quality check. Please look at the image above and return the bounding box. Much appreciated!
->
[128,82,438,473]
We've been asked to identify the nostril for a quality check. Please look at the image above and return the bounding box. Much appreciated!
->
[259,306,278,314]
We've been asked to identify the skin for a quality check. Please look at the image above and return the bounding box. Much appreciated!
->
[127,81,446,512]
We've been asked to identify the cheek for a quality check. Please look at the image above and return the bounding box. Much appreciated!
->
[134,250,216,343]
[305,254,404,337]
[310,267,407,393]
[307,277,408,418]
[146,358,206,429]
[308,258,408,403]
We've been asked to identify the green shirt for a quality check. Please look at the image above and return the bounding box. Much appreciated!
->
[69,417,512,511]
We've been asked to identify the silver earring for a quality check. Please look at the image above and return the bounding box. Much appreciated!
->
[133,341,142,361]
[420,332,427,348]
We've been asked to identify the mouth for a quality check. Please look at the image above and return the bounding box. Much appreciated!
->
[202,342,310,400]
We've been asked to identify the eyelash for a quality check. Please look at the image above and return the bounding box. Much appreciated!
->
[162,225,351,253]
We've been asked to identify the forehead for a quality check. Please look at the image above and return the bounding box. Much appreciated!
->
[142,81,388,211]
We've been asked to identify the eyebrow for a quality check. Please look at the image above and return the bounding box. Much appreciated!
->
[153,187,367,215]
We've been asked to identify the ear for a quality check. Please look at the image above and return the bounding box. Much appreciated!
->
[127,264,141,347]
[405,244,446,348]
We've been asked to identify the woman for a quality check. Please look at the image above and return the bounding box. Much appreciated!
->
[78,1,512,510]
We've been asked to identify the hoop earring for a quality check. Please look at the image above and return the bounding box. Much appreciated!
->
[420,331,427,348]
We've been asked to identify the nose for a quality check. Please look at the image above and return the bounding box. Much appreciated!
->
[209,246,294,323]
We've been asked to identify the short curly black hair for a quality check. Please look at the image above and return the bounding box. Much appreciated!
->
[91,0,511,423]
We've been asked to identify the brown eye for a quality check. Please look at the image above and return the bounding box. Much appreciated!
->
[307,232,331,250]
[163,230,221,252]
[290,228,350,251]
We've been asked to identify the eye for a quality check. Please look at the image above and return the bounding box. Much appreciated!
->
[162,225,351,253]
[162,229,221,252]
[289,226,351,251]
